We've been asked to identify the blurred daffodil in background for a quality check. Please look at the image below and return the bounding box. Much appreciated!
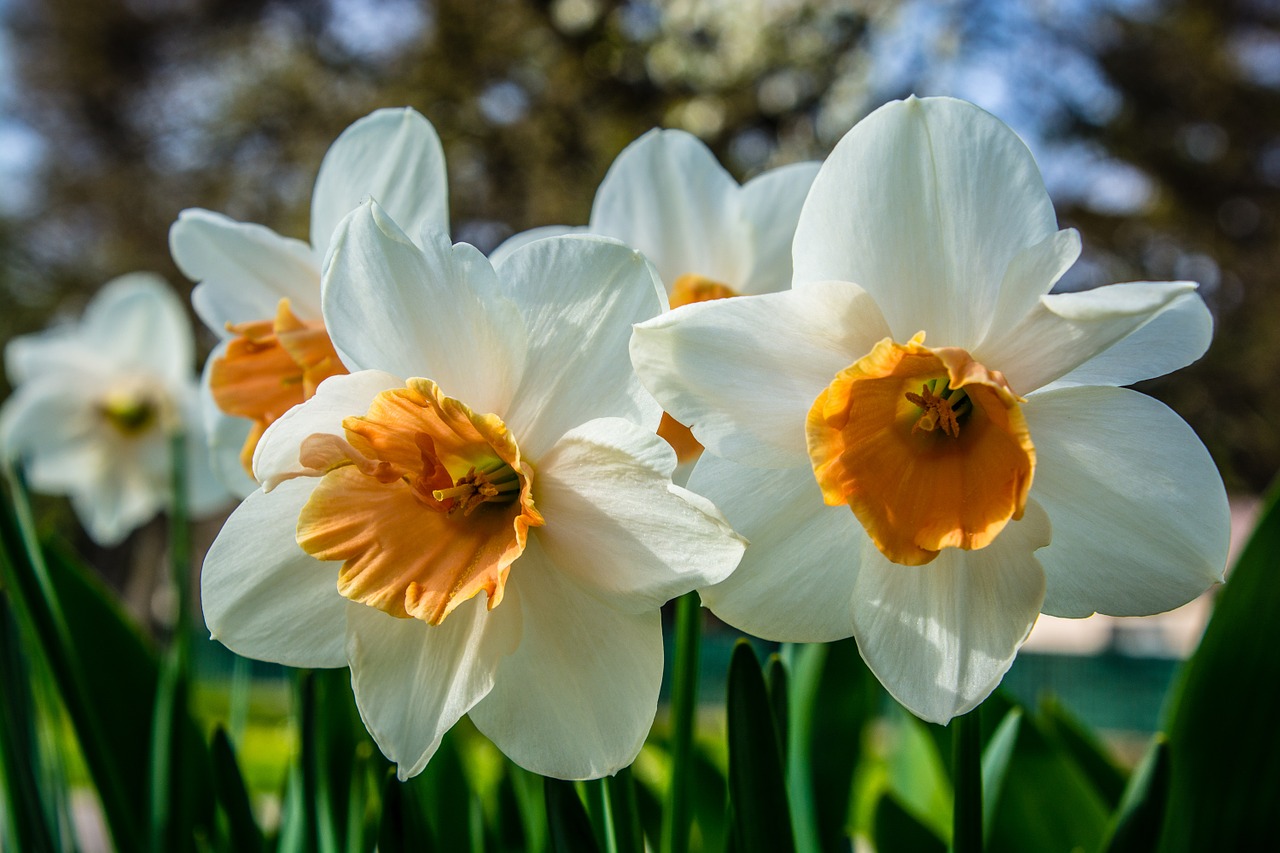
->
[0,273,229,545]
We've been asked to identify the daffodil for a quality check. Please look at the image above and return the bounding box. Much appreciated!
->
[493,128,820,464]
[630,97,1230,723]
[170,107,448,497]
[200,202,745,779]
[0,274,230,546]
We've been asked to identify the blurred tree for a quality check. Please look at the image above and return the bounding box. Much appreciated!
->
[1048,0,1280,492]
[0,0,1274,495]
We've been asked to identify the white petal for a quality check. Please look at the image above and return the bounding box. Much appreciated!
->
[346,590,521,779]
[468,538,661,780]
[0,373,99,469]
[736,160,822,296]
[81,274,194,386]
[793,97,1058,348]
[1039,291,1212,390]
[850,501,1050,724]
[1025,386,1228,617]
[630,281,890,468]
[170,208,322,331]
[176,384,233,517]
[589,128,745,288]
[199,346,260,499]
[533,417,743,614]
[73,458,164,547]
[977,281,1199,395]
[496,235,664,459]
[253,370,402,490]
[984,229,1082,340]
[693,454,862,642]
[322,203,525,414]
[488,224,584,267]
[5,328,102,385]
[310,107,448,259]
[201,478,352,667]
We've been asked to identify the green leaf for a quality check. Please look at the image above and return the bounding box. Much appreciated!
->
[211,727,265,853]
[414,728,478,852]
[607,767,645,853]
[0,594,59,853]
[726,640,795,853]
[983,707,1110,853]
[378,769,437,853]
[885,713,951,842]
[0,480,145,852]
[979,707,1021,845]
[1159,479,1280,850]
[765,653,789,764]
[545,778,601,853]
[1101,735,1169,853]
[506,762,548,853]
[661,592,703,853]
[786,639,882,853]
[1037,696,1126,808]
[872,793,946,853]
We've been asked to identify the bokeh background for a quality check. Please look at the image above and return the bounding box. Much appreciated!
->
[2,0,1277,495]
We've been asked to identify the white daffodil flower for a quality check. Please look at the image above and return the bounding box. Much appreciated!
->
[200,201,745,780]
[630,96,1230,724]
[169,107,448,497]
[492,128,820,466]
[0,274,230,546]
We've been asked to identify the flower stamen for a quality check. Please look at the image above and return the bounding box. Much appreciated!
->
[905,382,967,437]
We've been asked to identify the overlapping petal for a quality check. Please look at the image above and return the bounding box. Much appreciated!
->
[975,280,1201,395]
[1039,291,1213,390]
[793,96,1058,348]
[631,281,890,468]
[849,501,1050,724]
[736,161,822,296]
[253,370,402,489]
[1025,386,1228,617]
[468,538,661,780]
[589,128,744,287]
[692,454,863,643]
[346,588,522,780]
[533,417,742,614]
[322,203,525,415]
[201,478,351,668]
[310,107,448,258]
[170,208,322,330]
[496,236,664,458]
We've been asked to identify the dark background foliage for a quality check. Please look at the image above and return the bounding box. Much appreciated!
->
[1,0,1275,490]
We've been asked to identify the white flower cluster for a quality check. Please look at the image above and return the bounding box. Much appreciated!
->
[1,97,1230,780]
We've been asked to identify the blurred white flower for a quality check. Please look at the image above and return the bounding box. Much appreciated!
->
[631,97,1230,723]
[201,204,745,780]
[169,107,448,497]
[1,274,230,545]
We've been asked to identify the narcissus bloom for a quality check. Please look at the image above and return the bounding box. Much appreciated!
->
[631,97,1230,723]
[493,128,820,464]
[201,202,745,779]
[170,107,448,497]
[0,274,229,545]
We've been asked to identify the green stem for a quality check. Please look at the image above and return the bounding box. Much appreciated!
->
[168,432,191,666]
[951,709,983,853]
[661,592,703,853]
